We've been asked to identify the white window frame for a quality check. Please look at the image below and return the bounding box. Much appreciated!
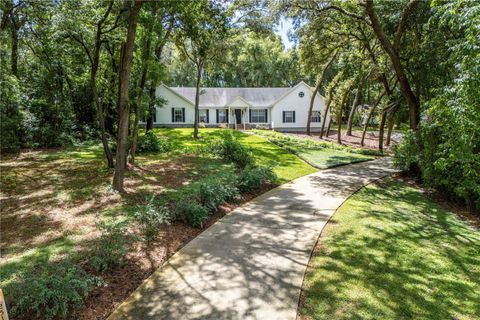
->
[311,111,321,123]
[283,111,295,123]
[173,108,184,123]
[251,109,266,123]
[199,109,208,123]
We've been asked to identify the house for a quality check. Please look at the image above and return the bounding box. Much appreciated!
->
[146,81,330,131]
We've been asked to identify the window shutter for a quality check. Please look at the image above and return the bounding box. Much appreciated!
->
[153,108,157,123]
[226,110,229,123]
[293,111,296,123]
[171,108,174,123]
[282,111,285,123]
[264,109,268,123]
[249,109,252,123]
[206,109,209,123]
[216,109,219,123]
[182,108,185,122]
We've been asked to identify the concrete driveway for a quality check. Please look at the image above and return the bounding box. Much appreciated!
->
[108,157,397,320]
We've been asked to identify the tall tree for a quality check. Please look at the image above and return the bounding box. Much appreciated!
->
[175,0,228,139]
[306,51,337,135]
[112,0,143,192]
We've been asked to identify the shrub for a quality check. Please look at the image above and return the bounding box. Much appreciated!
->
[136,131,171,153]
[9,261,103,320]
[393,100,480,212]
[207,132,254,168]
[238,165,276,193]
[198,175,239,210]
[89,220,130,272]
[176,202,209,228]
[133,198,170,241]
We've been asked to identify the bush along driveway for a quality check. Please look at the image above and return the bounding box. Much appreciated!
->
[108,157,397,320]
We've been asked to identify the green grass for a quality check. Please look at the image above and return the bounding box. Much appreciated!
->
[299,149,373,169]
[300,178,480,320]
[249,129,379,169]
[151,128,317,183]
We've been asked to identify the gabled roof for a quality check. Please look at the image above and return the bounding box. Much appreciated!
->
[169,86,291,107]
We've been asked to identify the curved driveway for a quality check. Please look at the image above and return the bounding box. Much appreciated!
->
[109,157,397,320]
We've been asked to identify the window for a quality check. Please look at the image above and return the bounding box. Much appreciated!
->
[199,109,208,123]
[298,91,305,98]
[250,109,267,123]
[172,108,184,123]
[311,111,321,123]
[217,109,227,123]
[283,111,295,123]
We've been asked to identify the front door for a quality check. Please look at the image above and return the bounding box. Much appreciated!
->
[234,109,242,124]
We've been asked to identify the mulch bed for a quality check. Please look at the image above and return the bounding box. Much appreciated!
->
[75,182,277,320]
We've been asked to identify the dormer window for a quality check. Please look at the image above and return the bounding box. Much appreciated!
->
[299,91,305,98]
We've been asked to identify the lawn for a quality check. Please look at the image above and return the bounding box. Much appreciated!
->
[299,178,480,320]
[151,128,317,183]
[250,129,378,169]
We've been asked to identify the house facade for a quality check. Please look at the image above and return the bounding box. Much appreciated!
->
[146,81,330,131]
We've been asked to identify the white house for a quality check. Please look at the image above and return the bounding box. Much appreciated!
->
[146,81,330,131]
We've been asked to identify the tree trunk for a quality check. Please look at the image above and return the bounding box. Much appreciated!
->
[335,83,353,144]
[319,79,339,139]
[378,109,387,151]
[146,86,155,132]
[193,64,202,139]
[365,0,420,130]
[319,102,330,139]
[386,114,394,146]
[307,52,337,135]
[326,118,332,137]
[361,90,385,146]
[91,3,114,168]
[346,87,362,136]
[112,1,143,192]
[130,6,155,165]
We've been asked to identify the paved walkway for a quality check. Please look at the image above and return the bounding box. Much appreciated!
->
[109,157,397,320]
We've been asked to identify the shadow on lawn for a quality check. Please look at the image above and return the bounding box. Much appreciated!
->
[301,179,480,319]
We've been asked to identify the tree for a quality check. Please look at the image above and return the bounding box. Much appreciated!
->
[175,0,228,139]
[306,51,337,135]
[112,0,144,192]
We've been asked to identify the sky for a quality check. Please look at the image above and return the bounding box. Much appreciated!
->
[275,17,296,50]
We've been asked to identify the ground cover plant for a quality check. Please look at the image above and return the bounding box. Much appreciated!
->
[251,129,379,169]
[299,177,480,320]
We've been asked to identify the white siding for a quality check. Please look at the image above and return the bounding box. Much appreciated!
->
[155,85,195,124]
[271,83,330,130]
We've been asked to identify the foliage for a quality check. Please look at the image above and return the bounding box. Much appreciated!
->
[238,165,276,193]
[176,201,209,228]
[394,1,480,213]
[207,132,255,168]
[9,261,103,320]
[136,131,171,153]
[133,197,170,241]
[89,220,130,272]
[198,174,239,210]
[0,75,25,152]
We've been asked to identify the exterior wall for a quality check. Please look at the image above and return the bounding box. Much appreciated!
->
[271,83,330,130]
[154,85,195,125]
